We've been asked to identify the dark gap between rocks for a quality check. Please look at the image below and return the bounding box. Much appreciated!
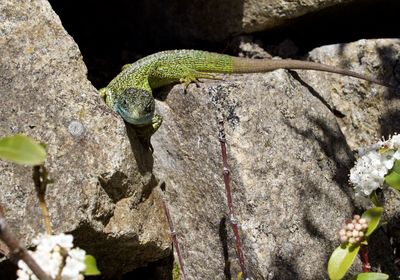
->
[121,253,174,280]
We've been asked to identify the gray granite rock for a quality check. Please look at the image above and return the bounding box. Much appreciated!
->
[1,0,399,278]
[0,0,170,277]
[304,39,400,149]
[242,0,353,33]
[149,39,400,279]
[152,71,362,278]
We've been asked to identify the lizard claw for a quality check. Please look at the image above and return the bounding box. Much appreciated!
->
[179,77,199,94]
[132,114,163,153]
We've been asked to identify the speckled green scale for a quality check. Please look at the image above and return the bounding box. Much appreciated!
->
[107,50,234,94]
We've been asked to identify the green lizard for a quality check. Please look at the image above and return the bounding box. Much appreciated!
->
[99,49,391,146]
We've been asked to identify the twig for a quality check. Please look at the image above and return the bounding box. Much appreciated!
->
[161,197,187,280]
[360,245,370,272]
[0,206,52,280]
[55,247,68,280]
[218,119,247,278]
[32,165,52,234]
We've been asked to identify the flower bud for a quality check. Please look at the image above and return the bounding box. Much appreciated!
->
[340,235,348,242]
[346,223,355,230]
[361,223,368,230]
[359,218,367,225]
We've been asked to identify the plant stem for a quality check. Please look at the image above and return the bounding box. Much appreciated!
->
[32,165,52,234]
[218,119,247,278]
[161,197,187,280]
[360,244,370,272]
[0,206,52,280]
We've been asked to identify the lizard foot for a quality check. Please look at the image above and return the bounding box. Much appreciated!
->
[134,114,163,153]
[179,72,220,94]
[180,77,201,94]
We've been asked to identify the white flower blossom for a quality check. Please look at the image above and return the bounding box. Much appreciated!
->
[17,233,86,280]
[350,134,400,198]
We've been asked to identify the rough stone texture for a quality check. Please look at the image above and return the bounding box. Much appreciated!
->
[148,39,400,279]
[242,0,353,33]
[303,39,400,149]
[0,0,170,277]
[303,40,400,276]
[2,0,400,279]
[151,61,397,278]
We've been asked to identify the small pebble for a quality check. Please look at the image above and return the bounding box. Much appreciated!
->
[68,120,85,137]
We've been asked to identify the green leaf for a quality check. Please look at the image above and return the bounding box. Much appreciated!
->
[369,191,381,207]
[84,255,101,276]
[0,135,46,165]
[328,243,360,280]
[351,272,389,280]
[362,207,383,237]
[385,159,400,190]
[237,272,242,280]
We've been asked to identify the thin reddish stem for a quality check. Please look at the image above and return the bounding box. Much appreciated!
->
[161,198,187,280]
[360,245,370,272]
[218,119,247,278]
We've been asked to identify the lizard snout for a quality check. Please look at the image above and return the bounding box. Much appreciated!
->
[114,88,155,126]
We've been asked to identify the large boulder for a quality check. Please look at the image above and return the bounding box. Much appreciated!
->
[151,42,399,277]
[1,0,399,278]
[0,0,170,277]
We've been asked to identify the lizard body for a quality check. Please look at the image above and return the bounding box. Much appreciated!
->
[99,49,390,144]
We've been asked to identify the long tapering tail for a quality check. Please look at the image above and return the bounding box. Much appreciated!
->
[232,57,392,88]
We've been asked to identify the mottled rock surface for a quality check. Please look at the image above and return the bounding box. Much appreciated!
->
[2,0,400,278]
[304,39,400,149]
[148,39,400,279]
[0,0,170,277]
[151,59,397,278]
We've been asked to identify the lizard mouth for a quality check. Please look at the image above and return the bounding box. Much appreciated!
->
[116,106,154,126]
[113,87,156,126]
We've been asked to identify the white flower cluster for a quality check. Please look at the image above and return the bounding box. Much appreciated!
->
[17,233,86,280]
[349,134,400,197]
[338,214,368,244]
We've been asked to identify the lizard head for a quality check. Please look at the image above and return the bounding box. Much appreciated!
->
[114,88,156,126]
